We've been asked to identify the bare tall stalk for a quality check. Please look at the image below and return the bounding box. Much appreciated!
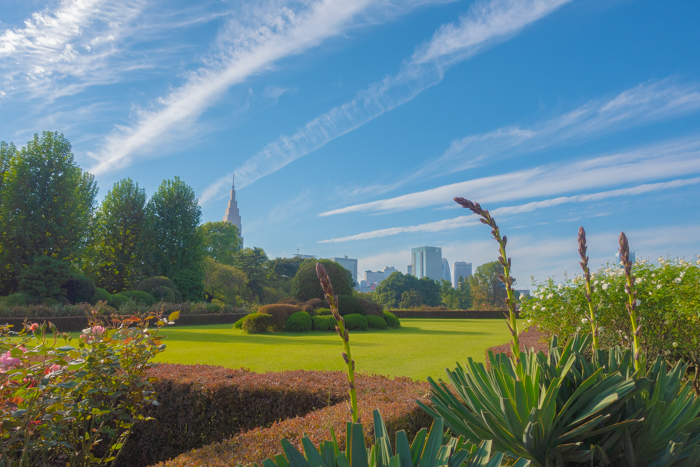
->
[619,232,643,371]
[578,227,599,350]
[454,198,520,364]
[315,263,359,423]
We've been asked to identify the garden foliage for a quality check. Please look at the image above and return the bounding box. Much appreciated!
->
[343,314,368,331]
[382,311,400,329]
[258,304,303,330]
[243,313,276,333]
[366,315,388,330]
[0,307,176,466]
[285,311,313,332]
[292,260,354,302]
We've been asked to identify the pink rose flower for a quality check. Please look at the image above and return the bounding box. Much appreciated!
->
[28,323,39,332]
[0,350,21,372]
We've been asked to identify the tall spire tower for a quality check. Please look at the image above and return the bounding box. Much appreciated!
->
[223,175,243,245]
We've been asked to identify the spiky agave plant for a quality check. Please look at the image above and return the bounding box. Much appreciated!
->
[422,201,700,466]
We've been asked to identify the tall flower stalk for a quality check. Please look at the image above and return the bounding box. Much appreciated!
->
[577,227,599,350]
[619,232,644,371]
[454,198,520,364]
[315,263,359,423]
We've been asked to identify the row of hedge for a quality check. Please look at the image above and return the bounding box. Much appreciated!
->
[140,367,431,467]
[0,300,243,318]
[117,365,430,467]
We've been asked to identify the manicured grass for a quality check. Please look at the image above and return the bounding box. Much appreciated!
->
[154,318,524,381]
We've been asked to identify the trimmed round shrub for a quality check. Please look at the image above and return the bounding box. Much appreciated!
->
[258,304,302,331]
[63,276,96,304]
[343,314,368,331]
[233,316,248,329]
[358,298,383,317]
[292,259,354,302]
[151,286,176,303]
[107,293,129,309]
[337,295,364,316]
[315,308,332,316]
[284,311,312,332]
[278,297,299,305]
[4,293,34,306]
[383,311,401,329]
[93,288,111,304]
[137,277,182,302]
[301,298,323,309]
[242,313,276,334]
[300,304,314,313]
[312,315,336,332]
[122,290,156,306]
[366,315,388,330]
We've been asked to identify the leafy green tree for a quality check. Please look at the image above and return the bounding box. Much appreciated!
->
[457,276,473,309]
[468,261,509,308]
[399,290,422,308]
[374,272,441,308]
[18,256,73,300]
[292,259,353,302]
[440,278,473,309]
[84,179,148,293]
[203,257,247,304]
[145,177,204,300]
[267,256,305,297]
[199,221,242,266]
[0,132,98,293]
[0,141,15,200]
[418,277,441,307]
[232,247,270,303]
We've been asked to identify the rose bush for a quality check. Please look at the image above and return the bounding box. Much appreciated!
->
[0,305,177,466]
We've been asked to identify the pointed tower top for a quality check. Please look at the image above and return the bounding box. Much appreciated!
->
[223,173,242,245]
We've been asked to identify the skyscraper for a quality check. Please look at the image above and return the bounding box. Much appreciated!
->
[223,175,243,245]
[441,258,451,284]
[411,246,442,281]
[453,262,472,288]
[332,256,358,284]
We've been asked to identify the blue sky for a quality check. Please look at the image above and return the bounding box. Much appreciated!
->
[2,0,700,287]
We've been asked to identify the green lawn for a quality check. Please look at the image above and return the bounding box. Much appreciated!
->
[154,318,523,381]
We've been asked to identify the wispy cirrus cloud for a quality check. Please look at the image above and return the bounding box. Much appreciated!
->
[319,175,700,243]
[200,0,572,204]
[88,0,446,177]
[320,136,700,217]
[0,0,146,98]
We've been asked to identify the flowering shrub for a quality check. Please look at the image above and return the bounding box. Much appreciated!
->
[522,256,700,384]
[0,306,177,466]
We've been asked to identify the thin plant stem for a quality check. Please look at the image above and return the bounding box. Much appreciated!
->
[577,227,599,350]
[619,232,643,371]
[454,198,520,364]
[316,263,359,423]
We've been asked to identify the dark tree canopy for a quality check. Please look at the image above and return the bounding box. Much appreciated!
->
[468,261,510,308]
[292,259,353,302]
[199,221,242,266]
[231,247,269,303]
[0,132,97,293]
[84,178,148,293]
[373,272,441,308]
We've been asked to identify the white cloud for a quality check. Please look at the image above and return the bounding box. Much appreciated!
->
[88,0,445,177]
[320,137,700,216]
[0,0,146,98]
[318,175,700,243]
[200,0,572,204]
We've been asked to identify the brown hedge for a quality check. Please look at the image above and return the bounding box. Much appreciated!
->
[153,372,432,467]
[118,365,354,467]
[485,325,549,361]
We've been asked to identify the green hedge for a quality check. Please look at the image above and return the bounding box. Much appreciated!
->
[284,311,312,332]
[337,294,364,316]
[343,314,368,331]
[383,311,401,328]
[242,314,276,333]
[366,315,388,330]
[311,315,336,331]
[121,290,156,306]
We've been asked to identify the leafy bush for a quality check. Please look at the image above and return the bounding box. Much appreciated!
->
[151,286,175,303]
[257,304,302,331]
[172,269,204,302]
[0,309,176,466]
[18,255,73,300]
[292,259,353,302]
[285,311,312,332]
[122,290,157,306]
[311,315,336,331]
[383,310,401,328]
[137,276,182,302]
[242,313,276,333]
[337,294,364,316]
[107,292,129,309]
[522,257,700,365]
[278,297,299,304]
[4,292,34,306]
[366,314,388,330]
[94,287,111,303]
[300,304,314,313]
[357,297,383,316]
[343,313,368,331]
[315,307,332,316]
[233,315,247,329]
[301,297,323,309]
[63,275,96,304]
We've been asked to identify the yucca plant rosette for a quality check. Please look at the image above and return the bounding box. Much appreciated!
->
[421,198,700,466]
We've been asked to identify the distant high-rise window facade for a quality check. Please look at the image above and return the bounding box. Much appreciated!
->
[441,258,451,284]
[411,246,442,281]
[332,257,358,284]
[453,261,472,288]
